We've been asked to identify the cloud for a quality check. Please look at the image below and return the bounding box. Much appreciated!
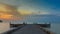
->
[0,3,22,20]
[31,11,50,15]
[39,12,50,15]
[0,13,13,19]
[0,3,20,16]
[0,13,23,20]
[0,0,58,15]
[0,0,18,6]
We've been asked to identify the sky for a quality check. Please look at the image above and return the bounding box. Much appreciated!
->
[0,0,60,20]
[0,0,60,15]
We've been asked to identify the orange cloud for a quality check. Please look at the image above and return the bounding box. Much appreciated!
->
[0,13,23,20]
[0,3,22,20]
[0,13,13,20]
[0,3,26,21]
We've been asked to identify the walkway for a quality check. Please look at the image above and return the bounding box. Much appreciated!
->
[11,25,47,34]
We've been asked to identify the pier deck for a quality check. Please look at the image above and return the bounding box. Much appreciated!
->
[8,24,48,34]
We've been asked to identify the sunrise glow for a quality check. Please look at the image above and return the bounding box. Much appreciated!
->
[0,13,13,19]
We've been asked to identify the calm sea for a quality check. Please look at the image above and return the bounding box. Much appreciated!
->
[50,23,60,34]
